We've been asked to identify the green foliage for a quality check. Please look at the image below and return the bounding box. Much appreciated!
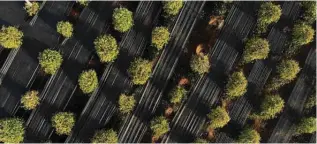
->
[78,69,98,94]
[265,77,288,91]
[304,94,316,109]
[277,59,300,81]
[24,2,40,16]
[112,8,133,33]
[162,1,183,16]
[152,27,170,50]
[91,129,118,143]
[21,90,40,110]
[291,23,315,47]
[256,2,281,33]
[128,58,152,85]
[301,1,316,24]
[169,86,187,104]
[150,116,169,138]
[38,49,63,75]
[190,55,210,75]
[56,21,73,38]
[253,94,284,120]
[237,128,260,143]
[0,26,23,49]
[118,94,136,114]
[295,117,316,135]
[77,0,89,7]
[242,37,270,64]
[94,34,119,63]
[207,106,230,129]
[194,138,209,143]
[51,112,75,135]
[225,71,248,100]
[0,118,24,143]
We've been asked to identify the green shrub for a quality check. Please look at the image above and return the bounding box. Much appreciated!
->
[237,128,260,143]
[225,71,248,100]
[242,37,270,64]
[257,2,281,33]
[207,106,230,129]
[21,90,40,110]
[254,94,284,120]
[169,86,187,104]
[152,27,170,50]
[301,1,316,24]
[190,55,210,75]
[112,8,133,33]
[150,116,169,138]
[276,59,300,81]
[38,49,63,75]
[265,77,288,91]
[51,112,75,135]
[291,23,314,47]
[24,2,40,16]
[0,26,23,49]
[194,138,209,143]
[118,94,136,114]
[77,0,89,7]
[94,34,119,63]
[304,94,316,109]
[78,69,98,94]
[295,117,316,135]
[0,118,24,143]
[128,58,152,85]
[162,1,183,17]
[91,129,118,143]
[56,21,73,38]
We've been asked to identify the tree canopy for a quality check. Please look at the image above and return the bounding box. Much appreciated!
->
[24,2,40,16]
[225,71,248,100]
[38,49,63,75]
[257,2,281,33]
[152,27,170,50]
[91,129,118,143]
[162,1,183,17]
[56,21,73,38]
[304,93,316,110]
[94,34,119,63]
[207,106,230,129]
[237,128,261,143]
[255,94,284,120]
[77,0,89,7]
[276,59,300,81]
[242,37,270,64]
[0,26,23,49]
[150,116,169,138]
[190,54,210,75]
[295,117,316,135]
[128,58,152,85]
[194,138,209,143]
[112,8,133,33]
[118,94,136,114]
[78,69,98,94]
[301,1,316,24]
[291,23,315,47]
[0,118,24,143]
[51,112,75,135]
[169,86,187,104]
[21,90,40,110]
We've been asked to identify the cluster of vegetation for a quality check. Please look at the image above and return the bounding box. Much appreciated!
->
[91,129,118,143]
[118,94,136,114]
[301,1,316,24]
[150,116,169,138]
[24,1,40,16]
[256,2,281,34]
[51,112,75,135]
[194,138,209,143]
[207,106,230,129]
[38,49,63,75]
[287,23,315,56]
[294,117,316,135]
[213,1,232,16]
[169,86,187,104]
[94,34,119,63]
[56,21,73,38]
[0,26,23,49]
[190,55,210,75]
[152,27,170,50]
[78,69,98,94]
[225,71,248,100]
[77,0,89,7]
[112,8,134,33]
[0,118,25,143]
[162,1,184,17]
[242,37,270,64]
[251,94,284,120]
[304,93,316,110]
[21,90,40,110]
[237,128,261,143]
[128,58,152,85]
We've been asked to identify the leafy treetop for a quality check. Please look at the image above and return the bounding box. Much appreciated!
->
[91,129,118,143]
[257,2,281,33]
[255,94,284,120]
[21,90,40,110]
[242,37,270,64]
[190,54,210,75]
[0,118,25,143]
[112,8,134,33]
[56,21,73,38]
[0,26,23,49]
[128,58,152,85]
[78,69,98,94]
[301,1,316,24]
[38,49,63,75]
[291,23,315,47]
[150,116,169,138]
[207,106,230,129]
[162,1,183,16]
[295,117,316,135]
[169,86,187,104]
[237,128,261,143]
[152,27,170,50]
[94,34,119,63]
[118,94,136,114]
[225,71,248,100]
[24,2,40,16]
[51,112,75,135]
[276,59,300,81]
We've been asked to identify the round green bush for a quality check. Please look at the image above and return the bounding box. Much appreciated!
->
[77,0,89,7]
[118,94,136,114]
[112,8,133,33]
[207,106,230,129]
[190,55,210,75]
[304,94,316,110]
[56,21,73,38]
[128,58,152,85]
[194,138,209,143]
[0,26,23,49]
[152,27,170,50]
[24,2,40,16]
[265,77,288,91]
[257,94,284,120]
[0,118,24,143]
[150,116,169,138]
[78,69,98,94]
[257,2,281,33]
[237,128,260,143]
[21,90,40,110]
[291,23,314,46]
[169,86,187,104]
[38,49,63,75]
[162,1,184,16]
[91,129,118,143]
[301,1,316,24]
[277,59,300,81]
[51,112,75,135]
[242,37,270,64]
[295,117,316,135]
[225,71,248,100]
[94,34,119,63]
